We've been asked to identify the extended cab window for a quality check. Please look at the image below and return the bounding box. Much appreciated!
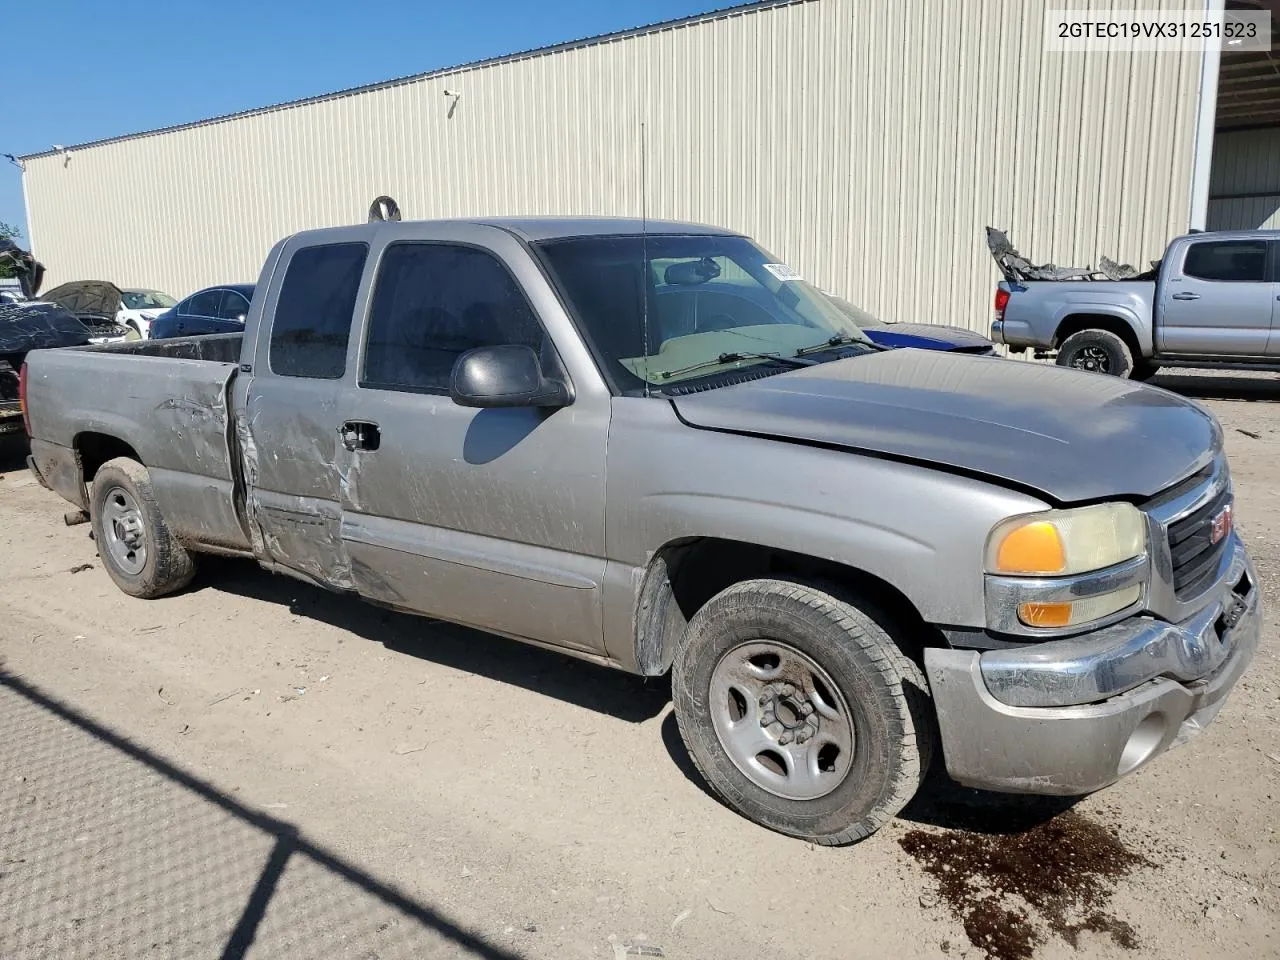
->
[270,243,367,379]
[362,242,550,392]
[1183,241,1267,283]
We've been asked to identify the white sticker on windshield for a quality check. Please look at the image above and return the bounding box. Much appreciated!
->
[763,263,803,282]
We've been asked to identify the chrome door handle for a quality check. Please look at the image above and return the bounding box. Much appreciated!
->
[1171,292,1200,301]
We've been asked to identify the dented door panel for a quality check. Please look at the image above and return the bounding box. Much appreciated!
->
[336,390,609,653]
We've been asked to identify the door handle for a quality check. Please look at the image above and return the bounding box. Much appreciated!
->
[1171,292,1200,301]
[340,421,381,451]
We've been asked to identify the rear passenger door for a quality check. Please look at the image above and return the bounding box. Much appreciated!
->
[173,288,222,337]
[1159,239,1272,355]
[240,239,370,589]
[336,228,610,654]
[208,289,250,334]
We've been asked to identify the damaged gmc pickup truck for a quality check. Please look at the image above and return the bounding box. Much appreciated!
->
[22,218,1262,845]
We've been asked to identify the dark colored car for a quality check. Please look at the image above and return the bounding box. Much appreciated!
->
[826,294,997,355]
[1,298,90,438]
[150,284,255,338]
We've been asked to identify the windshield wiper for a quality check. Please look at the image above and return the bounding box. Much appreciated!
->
[659,351,813,380]
[795,334,883,357]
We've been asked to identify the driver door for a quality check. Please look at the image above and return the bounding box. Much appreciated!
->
[335,225,610,654]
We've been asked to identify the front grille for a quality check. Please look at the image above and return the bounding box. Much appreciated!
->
[1167,483,1232,600]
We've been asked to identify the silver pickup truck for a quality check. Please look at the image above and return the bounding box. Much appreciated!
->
[993,229,1280,378]
[21,217,1262,845]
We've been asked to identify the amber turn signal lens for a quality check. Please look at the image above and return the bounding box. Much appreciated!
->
[995,521,1066,575]
[1017,601,1073,628]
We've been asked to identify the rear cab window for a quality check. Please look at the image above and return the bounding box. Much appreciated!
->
[1182,241,1268,283]
[269,243,368,379]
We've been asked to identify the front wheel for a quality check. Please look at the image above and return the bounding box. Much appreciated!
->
[672,579,933,845]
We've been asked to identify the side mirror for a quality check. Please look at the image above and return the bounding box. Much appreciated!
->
[450,344,570,409]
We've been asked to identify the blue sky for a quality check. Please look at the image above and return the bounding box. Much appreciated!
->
[1,0,720,246]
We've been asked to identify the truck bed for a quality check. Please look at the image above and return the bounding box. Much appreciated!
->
[997,279,1155,352]
[24,332,250,551]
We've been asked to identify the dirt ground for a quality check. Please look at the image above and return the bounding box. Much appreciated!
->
[1,367,1278,960]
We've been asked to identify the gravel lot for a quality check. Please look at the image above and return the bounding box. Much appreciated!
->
[1,368,1277,960]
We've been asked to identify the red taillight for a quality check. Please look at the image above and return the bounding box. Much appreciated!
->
[994,287,1011,322]
[18,362,31,436]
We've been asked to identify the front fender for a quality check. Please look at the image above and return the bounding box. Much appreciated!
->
[602,399,1049,670]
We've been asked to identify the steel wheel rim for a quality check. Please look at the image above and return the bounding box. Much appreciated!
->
[709,640,855,801]
[1071,345,1111,373]
[101,485,147,575]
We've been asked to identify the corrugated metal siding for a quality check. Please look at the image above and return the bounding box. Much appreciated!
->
[1207,126,1280,230]
[22,0,1202,332]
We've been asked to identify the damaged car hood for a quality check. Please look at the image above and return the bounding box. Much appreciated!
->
[671,350,1219,503]
[0,300,92,353]
[41,280,123,318]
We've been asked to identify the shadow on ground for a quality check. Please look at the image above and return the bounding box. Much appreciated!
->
[197,558,670,724]
[0,670,523,960]
[202,556,1068,838]
[1149,371,1280,403]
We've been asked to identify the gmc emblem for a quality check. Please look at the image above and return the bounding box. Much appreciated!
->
[1210,504,1233,545]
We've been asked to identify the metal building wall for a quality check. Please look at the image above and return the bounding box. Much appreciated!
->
[1207,127,1280,230]
[21,0,1203,331]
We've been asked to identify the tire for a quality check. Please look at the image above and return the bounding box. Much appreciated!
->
[672,578,933,845]
[124,322,142,342]
[89,457,196,598]
[1055,329,1134,378]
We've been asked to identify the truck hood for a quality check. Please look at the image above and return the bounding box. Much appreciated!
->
[670,350,1219,503]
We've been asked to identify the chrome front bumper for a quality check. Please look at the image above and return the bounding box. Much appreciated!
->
[925,535,1261,795]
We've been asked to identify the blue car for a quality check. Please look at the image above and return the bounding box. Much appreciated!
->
[826,294,996,355]
[150,284,255,339]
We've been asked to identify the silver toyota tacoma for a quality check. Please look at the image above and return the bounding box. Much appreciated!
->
[993,229,1280,379]
[20,218,1262,845]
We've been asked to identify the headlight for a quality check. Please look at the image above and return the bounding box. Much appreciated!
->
[986,503,1145,575]
[985,503,1147,630]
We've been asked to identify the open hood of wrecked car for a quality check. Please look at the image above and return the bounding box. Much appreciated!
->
[670,350,1219,504]
[40,280,122,318]
[0,300,92,353]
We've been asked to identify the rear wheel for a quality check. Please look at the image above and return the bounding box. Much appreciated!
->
[1056,329,1134,378]
[672,579,933,845]
[90,457,195,598]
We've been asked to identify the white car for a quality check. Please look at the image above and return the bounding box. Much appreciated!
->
[117,288,178,340]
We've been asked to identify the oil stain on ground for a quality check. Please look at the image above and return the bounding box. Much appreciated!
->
[900,809,1154,960]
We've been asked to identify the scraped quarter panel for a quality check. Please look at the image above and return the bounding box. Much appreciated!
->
[24,347,245,548]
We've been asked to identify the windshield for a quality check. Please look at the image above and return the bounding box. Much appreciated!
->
[825,293,888,328]
[536,234,873,394]
[121,290,176,309]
